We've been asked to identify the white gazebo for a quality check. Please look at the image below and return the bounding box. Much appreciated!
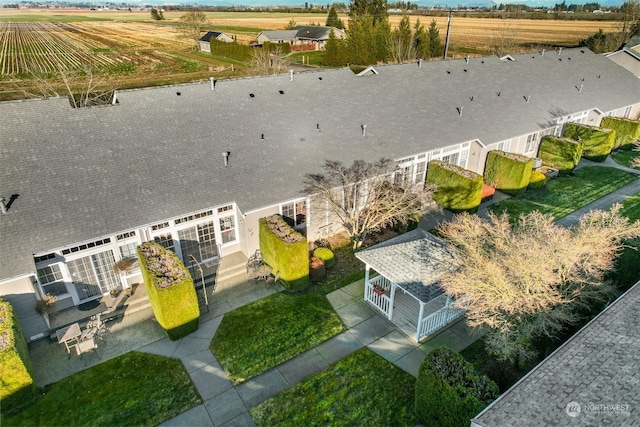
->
[356,228,464,342]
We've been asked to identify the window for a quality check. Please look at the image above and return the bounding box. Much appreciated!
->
[61,238,111,255]
[153,233,174,252]
[175,210,213,225]
[441,152,460,166]
[496,140,511,151]
[220,216,236,244]
[37,265,67,296]
[281,200,307,229]
[414,161,426,184]
[116,231,136,240]
[524,133,538,153]
[119,242,138,260]
[178,221,219,262]
[151,222,169,231]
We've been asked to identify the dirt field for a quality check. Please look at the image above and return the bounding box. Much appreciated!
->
[0,9,624,100]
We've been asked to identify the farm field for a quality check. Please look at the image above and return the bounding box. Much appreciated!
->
[0,9,625,101]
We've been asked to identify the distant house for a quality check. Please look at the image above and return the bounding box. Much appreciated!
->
[256,26,345,51]
[199,31,234,53]
[606,35,640,78]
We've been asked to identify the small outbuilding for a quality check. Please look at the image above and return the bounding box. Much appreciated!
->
[199,31,234,53]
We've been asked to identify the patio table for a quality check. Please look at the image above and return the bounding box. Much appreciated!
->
[56,322,81,357]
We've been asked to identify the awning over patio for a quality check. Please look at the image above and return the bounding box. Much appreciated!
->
[355,228,456,303]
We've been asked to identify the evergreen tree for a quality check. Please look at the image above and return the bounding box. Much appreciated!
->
[413,18,430,59]
[323,29,348,66]
[347,15,375,65]
[349,0,388,26]
[390,13,412,63]
[427,19,444,59]
[326,5,345,29]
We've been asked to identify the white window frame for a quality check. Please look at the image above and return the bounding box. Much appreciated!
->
[36,262,70,298]
[524,133,538,154]
[280,198,308,230]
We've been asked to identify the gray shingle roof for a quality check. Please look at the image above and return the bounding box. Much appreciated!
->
[258,30,297,41]
[292,26,335,40]
[200,31,223,42]
[355,229,455,302]
[472,280,640,426]
[1,48,639,282]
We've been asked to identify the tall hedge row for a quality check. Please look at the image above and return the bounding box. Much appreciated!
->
[0,298,35,415]
[259,215,309,290]
[600,117,640,150]
[426,160,483,213]
[483,150,534,196]
[137,243,199,340]
[563,122,615,162]
[538,136,583,173]
[415,347,499,427]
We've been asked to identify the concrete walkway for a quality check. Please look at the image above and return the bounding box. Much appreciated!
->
[156,279,478,427]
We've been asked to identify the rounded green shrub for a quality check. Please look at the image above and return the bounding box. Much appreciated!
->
[313,247,335,269]
[527,169,547,191]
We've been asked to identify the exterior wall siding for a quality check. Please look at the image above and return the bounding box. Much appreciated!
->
[0,277,49,341]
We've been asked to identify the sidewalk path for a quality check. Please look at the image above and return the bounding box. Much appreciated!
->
[156,279,478,427]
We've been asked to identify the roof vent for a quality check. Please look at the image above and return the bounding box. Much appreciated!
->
[279,90,284,95]
[222,151,231,166]
[361,124,367,137]
[597,74,601,79]
[524,95,531,103]
[261,134,264,142]
[581,50,585,53]
[176,92,181,96]
[576,84,583,92]
[249,93,255,98]
[447,70,451,74]
[418,59,422,68]
[463,69,468,72]
[558,47,563,55]
[541,49,545,56]
[568,57,571,60]
[316,123,320,132]
[497,91,501,97]
[481,60,484,64]
[457,107,463,116]
[559,58,562,61]
[210,77,215,91]
[318,77,322,80]
[0,197,7,215]
[465,55,470,64]
[470,96,474,101]
[290,70,294,81]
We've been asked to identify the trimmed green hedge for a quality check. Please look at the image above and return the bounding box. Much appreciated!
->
[484,150,533,196]
[527,169,547,191]
[415,347,499,427]
[209,39,251,61]
[601,117,640,150]
[538,135,583,174]
[0,299,35,415]
[259,215,309,290]
[427,160,483,213]
[313,247,335,269]
[563,122,615,162]
[137,243,199,340]
[263,41,291,54]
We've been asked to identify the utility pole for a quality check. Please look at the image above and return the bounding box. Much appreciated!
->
[444,10,452,60]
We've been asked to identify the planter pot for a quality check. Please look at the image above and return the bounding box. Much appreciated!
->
[373,286,385,296]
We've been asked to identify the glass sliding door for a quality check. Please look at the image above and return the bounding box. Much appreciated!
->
[67,250,119,301]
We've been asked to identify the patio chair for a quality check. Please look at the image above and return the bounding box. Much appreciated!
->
[266,271,280,289]
[76,336,100,359]
[82,314,108,343]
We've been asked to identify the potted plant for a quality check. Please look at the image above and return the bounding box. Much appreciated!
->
[114,259,133,273]
[35,293,58,315]
[373,284,386,296]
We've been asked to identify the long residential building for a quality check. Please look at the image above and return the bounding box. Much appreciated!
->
[1,48,639,341]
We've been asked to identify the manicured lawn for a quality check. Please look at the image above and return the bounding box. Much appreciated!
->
[250,348,416,427]
[210,292,345,384]
[289,50,325,66]
[2,352,201,427]
[621,194,640,223]
[489,166,637,220]
[612,149,640,169]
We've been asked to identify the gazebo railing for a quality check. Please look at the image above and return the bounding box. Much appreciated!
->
[417,296,464,340]
[365,275,392,318]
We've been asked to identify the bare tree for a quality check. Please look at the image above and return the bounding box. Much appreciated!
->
[180,9,208,51]
[17,65,116,108]
[489,18,520,57]
[250,46,289,75]
[304,159,438,249]
[437,207,640,363]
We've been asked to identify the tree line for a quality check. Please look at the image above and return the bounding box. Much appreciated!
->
[323,2,444,66]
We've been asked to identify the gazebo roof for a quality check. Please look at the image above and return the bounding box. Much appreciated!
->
[355,229,456,302]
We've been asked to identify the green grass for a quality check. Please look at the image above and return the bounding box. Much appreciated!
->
[489,166,637,220]
[2,352,201,426]
[210,292,345,384]
[250,348,416,427]
[289,50,325,66]
[620,194,640,223]
[612,149,640,169]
